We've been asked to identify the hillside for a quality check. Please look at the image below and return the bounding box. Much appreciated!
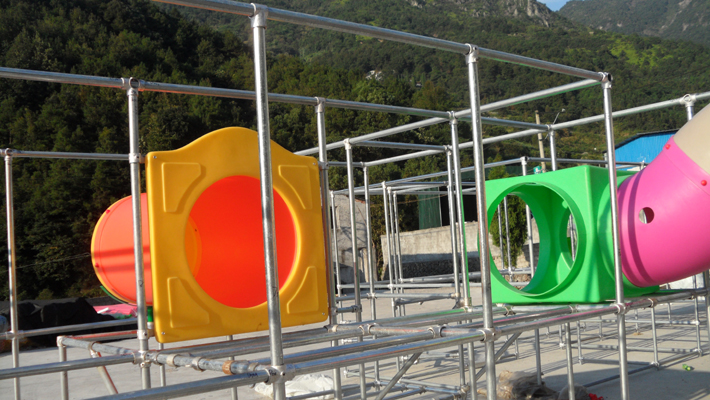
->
[559,0,710,47]
[168,0,710,150]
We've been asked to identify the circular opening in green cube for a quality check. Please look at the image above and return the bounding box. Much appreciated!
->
[487,182,583,297]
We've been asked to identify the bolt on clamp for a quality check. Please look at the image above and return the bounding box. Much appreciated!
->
[265,365,295,384]
[479,327,496,342]
[614,302,628,315]
[428,325,444,338]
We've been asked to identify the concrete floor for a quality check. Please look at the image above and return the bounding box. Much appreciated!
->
[2,287,709,400]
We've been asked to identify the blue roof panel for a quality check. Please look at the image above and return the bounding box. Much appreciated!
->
[614,132,675,164]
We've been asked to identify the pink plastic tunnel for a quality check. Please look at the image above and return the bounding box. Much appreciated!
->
[618,105,710,287]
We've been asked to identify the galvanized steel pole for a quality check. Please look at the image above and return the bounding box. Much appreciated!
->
[126,82,151,390]
[521,157,535,276]
[601,74,630,400]
[549,131,558,171]
[315,98,343,400]
[5,151,21,400]
[449,118,472,305]
[251,7,287,400]
[445,147,462,300]
[363,167,380,384]
[344,139,368,398]
[465,46,496,400]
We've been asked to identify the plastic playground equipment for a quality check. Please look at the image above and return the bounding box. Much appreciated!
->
[92,127,328,342]
[618,105,710,287]
[488,105,710,303]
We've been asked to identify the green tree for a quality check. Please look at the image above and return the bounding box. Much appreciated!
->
[487,154,528,267]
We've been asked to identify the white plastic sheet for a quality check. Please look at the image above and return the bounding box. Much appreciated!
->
[253,374,334,399]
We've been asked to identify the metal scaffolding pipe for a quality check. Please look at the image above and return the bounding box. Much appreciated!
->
[126,82,151,390]
[252,9,287,400]
[4,151,21,400]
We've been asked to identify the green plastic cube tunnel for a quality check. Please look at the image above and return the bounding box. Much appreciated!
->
[484,165,658,304]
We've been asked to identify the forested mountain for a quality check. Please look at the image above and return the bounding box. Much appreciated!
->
[559,0,710,47]
[1,0,709,299]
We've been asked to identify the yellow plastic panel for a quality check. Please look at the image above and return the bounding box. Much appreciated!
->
[146,127,327,343]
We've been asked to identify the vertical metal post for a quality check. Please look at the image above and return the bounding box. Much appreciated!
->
[382,183,401,372]
[331,191,343,300]
[650,307,659,367]
[692,274,703,355]
[576,321,583,365]
[685,99,695,120]
[549,130,558,172]
[388,189,402,323]
[251,7,286,399]
[389,190,400,297]
[601,73,630,400]
[330,196,343,400]
[382,183,396,313]
[503,197,512,272]
[447,147,468,392]
[363,167,380,385]
[564,323,576,400]
[227,336,238,400]
[126,82,151,390]
[450,118,472,304]
[315,98,337,327]
[534,329,542,385]
[521,157,534,276]
[467,342,478,400]
[315,99,343,399]
[393,191,406,316]
[344,140,367,399]
[58,339,68,400]
[4,150,20,400]
[158,342,167,387]
[496,205,505,271]
[465,45,496,400]
[446,147,462,301]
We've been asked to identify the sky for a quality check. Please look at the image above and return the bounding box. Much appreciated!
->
[538,0,572,11]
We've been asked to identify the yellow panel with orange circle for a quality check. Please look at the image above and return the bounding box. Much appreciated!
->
[145,127,327,343]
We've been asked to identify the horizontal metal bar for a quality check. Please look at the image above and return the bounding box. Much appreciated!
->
[395,296,456,307]
[160,2,603,84]
[0,149,131,162]
[552,90,710,130]
[154,0,467,52]
[365,148,444,167]
[370,292,457,299]
[527,157,644,166]
[0,66,125,88]
[481,117,546,130]
[482,127,546,145]
[482,79,600,111]
[0,354,135,380]
[296,79,603,156]
[0,318,137,340]
[90,369,270,400]
[297,117,449,155]
[339,157,520,195]
[598,318,699,326]
[477,47,603,81]
[355,141,446,151]
[0,67,465,123]
[324,99,449,118]
[287,383,370,400]
[581,344,700,354]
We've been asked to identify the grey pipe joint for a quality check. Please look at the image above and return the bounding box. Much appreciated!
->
[250,4,269,28]
[265,364,296,384]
